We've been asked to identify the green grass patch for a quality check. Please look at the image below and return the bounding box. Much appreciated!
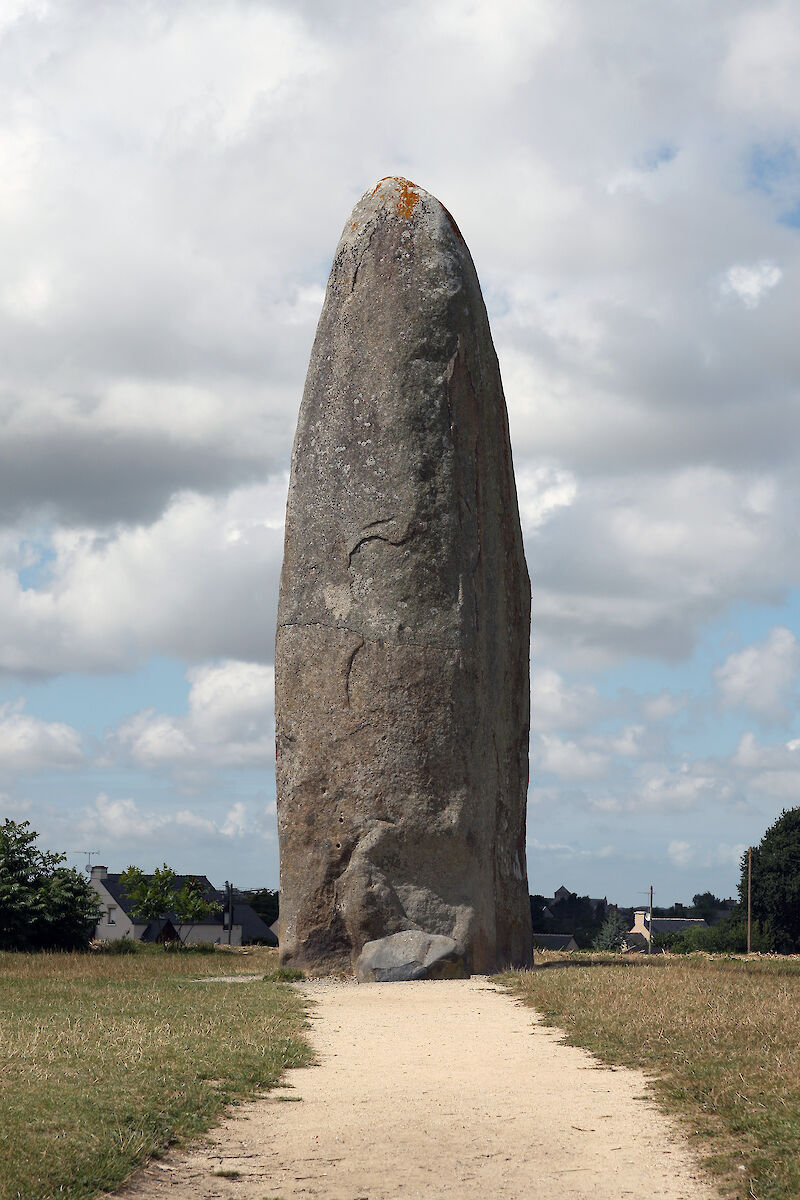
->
[501,953,800,1200]
[262,966,304,983]
[0,946,311,1200]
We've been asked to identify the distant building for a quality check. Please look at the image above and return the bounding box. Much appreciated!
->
[531,932,579,952]
[550,884,607,913]
[90,866,277,946]
[623,909,707,950]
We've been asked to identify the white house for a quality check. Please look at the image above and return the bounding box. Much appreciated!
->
[624,909,707,949]
[90,866,276,946]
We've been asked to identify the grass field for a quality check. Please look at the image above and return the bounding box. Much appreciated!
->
[0,946,311,1200]
[502,953,800,1200]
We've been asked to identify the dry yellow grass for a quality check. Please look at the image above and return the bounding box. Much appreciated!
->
[502,952,800,1200]
[0,946,311,1200]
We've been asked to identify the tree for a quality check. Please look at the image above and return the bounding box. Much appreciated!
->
[0,819,101,951]
[244,888,279,926]
[529,894,550,928]
[739,808,800,953]
[665,915,774,954]
[119,864,219,943]
[691,892,724,922]
[593,909,628,950]
[547,891,607,948]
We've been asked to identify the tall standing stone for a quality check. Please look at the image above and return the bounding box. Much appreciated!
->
[275,177,532,974]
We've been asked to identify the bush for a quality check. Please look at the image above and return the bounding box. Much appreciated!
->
[659,916,775,954]
[96,938,142,955]
[263,967,304,982]
[162,940,216,954]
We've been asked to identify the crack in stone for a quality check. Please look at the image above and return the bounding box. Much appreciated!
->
[350,220,381,292]
[277,620,454,653]
[344,637,365,707]
[347,522,419,568]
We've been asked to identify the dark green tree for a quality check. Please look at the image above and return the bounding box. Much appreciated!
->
[593,909,628,950]
[0,819,101,951]
[529,894,550,928]
[664,915,773,954]
[244,888,279,926]
[691,892,724,922]
[546,891,607,948]
[739,809,800,953]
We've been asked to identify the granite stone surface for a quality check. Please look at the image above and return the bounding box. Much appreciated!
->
[276,177,532,974]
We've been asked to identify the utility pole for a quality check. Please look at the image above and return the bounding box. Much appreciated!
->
[226,881,233,946]
[747,846,752,955]
[647,885,653,955]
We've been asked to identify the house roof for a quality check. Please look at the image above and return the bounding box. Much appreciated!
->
[532,932,578,950]
[97,873,274,943]
[651,918,707,933]
[233,904,276,945]
[623,931,648,947]
[100,873,218,913]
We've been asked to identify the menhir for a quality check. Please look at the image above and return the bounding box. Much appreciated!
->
[275,177,532,975]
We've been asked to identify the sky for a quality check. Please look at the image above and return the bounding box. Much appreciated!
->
[1,0,799,907]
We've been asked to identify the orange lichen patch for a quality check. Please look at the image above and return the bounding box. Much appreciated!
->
[395,179,420,219]
[371,176,421,219]
[351,222,358,229]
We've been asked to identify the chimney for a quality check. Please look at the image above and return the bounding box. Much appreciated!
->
[90,865,108,880]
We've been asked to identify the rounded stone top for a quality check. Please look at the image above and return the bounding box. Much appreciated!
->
[370,176,425,219]
[339,176,465,250]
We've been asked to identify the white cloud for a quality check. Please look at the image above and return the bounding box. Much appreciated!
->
[533,468,796,667]
[535,733,609,781]
[642,691,686,721]
[0,793,31,816]
[82,792,263,845]
[516,464,577,532]
[733,730,800,769]
[715,627,800,721]
[732,733,800,800]
[0,482,286,674]
[221,800,248,838]
[715,842,747,869]
[668,839,693,868]
[532,667,599,732]
[607,725,646,757]
[635,767,727,813]
[113,660,275,775]
[0,700,83,772]
[527,836,615,861]
[719,3,800,119]
[720,261,783,309]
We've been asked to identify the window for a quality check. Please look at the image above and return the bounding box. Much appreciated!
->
[107,906,116,925]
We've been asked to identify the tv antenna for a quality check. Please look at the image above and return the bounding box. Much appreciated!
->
[75,850,101,875]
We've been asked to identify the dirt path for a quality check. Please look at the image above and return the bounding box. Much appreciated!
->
[119,977,713,1200]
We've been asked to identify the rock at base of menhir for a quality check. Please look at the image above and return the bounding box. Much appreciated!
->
[356,931,469,983]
